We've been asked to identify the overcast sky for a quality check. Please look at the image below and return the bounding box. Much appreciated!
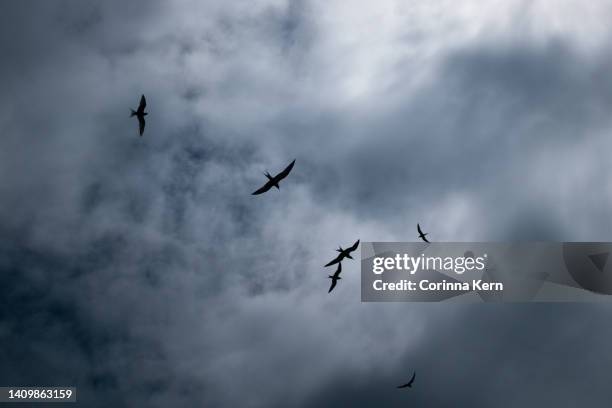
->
[2,1,612,407]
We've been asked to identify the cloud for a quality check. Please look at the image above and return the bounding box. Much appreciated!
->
[2,1,612,407]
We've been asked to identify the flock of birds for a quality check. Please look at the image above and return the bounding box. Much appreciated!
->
[131,94,431,391]
[322,224,429,293]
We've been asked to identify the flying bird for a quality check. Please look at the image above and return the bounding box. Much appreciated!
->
[397,372,416,389]
[417,224,429,243]
[252,159,296,195]
[328,263,342,293]
[324,239,360,267]
[130,94,148,136]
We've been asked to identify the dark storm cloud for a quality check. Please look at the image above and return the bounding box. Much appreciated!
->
[301,304,612,408]
[2,1,612,407]
[274,37,612,243]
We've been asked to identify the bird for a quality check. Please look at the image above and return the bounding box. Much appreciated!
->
[397,372,416,389]
[252,159,296,195]
[328,263,342,293]
[417,224,429,243]
[130,94,147,136]
[324,239,360,267]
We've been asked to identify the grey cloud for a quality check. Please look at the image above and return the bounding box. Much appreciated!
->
[2,1,612,407]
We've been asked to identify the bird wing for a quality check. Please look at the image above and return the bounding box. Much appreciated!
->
[252,181,273,195]
[138,116,146,136]
[334,262,342,276]
[276,159,295,181]
[325,254,343,267]
[397,372,416,388]
[347,239,360,253]
[138,94,146,112]
[417,224,424,235]
[422,236,429,243]
[328,278,338,293]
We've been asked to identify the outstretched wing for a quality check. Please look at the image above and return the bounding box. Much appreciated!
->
[421,235,429,243]
[334,262,342,276]
[275,159,295,181]
[138,94,147,112]
[417,223,424,235]
[328,278,338,293]
[347,239,360,253]
[252,181,273,195]
[138,116,146,136]
[397,372,416,389]
[325,253,343,267]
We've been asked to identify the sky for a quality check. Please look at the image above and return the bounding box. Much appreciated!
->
[2,1,612,406]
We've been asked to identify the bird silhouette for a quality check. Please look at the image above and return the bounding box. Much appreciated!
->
[397,372,416,389]
[252,159,296,195]
[130,94,147,136]
[328,263,342,293]
[417,224,429,243]
[325,239,360,267]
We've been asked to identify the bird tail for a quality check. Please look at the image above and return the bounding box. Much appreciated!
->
[130,109,137,117]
